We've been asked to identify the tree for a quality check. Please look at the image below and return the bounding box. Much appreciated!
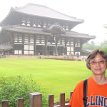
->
[82,41,100,51]
[99,40,107,54]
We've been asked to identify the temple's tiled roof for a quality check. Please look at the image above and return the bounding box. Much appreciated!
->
[3,25,51,35]
[2,25,95,39]
[64,31,95,39]
[13,3,83,22]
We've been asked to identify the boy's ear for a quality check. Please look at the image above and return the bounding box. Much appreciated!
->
[87,63,91,70]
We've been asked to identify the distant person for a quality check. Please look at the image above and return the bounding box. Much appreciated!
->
[69,49,107,107]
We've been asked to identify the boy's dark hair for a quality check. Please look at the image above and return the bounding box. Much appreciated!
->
[86,49,107,69]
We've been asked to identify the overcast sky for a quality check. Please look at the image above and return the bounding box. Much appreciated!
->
[0,0,107,44]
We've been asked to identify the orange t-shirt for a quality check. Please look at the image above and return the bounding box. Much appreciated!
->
[69,77,107,107]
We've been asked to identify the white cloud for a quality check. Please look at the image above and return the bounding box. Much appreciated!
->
[0,0,107,43]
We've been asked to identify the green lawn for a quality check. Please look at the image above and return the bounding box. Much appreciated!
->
[0,56,91,101]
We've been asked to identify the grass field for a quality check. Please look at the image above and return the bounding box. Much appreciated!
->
[0,56,92,101]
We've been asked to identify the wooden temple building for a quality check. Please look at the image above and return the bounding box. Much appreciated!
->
[0,3,95,56]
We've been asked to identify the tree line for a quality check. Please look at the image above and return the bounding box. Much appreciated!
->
[82,40,107,54]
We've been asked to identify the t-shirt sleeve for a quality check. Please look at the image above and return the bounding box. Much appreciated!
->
[69,80,84,107]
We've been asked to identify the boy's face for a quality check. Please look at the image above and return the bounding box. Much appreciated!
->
[89,54,107,76]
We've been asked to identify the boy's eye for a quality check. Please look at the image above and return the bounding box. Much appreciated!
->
[90,60,106,65]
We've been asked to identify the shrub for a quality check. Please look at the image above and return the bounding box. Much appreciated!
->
[0,76,47,107]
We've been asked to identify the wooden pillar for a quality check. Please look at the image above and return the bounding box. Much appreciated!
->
[45,36,47,55]
[11,32,15,55]
[34,35,36,55]
[64,38,66,55]
[79,39,82,55]
[22,34,24,55]
[73,38,75,55]
[55,36,58,55]
[30,92,42,107]
[17,98,24,107]
[2,100,9,107]
[60,93,65,107]
[48,94,54,107]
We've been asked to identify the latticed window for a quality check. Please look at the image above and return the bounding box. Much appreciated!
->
[14,34,22,43]
[75,40,80,47]
[24,36,29,43]
[24,35,34,44]
[14,50,22,54]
